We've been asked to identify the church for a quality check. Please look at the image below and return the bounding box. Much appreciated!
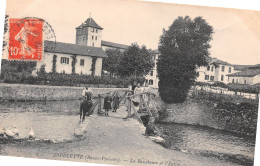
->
[35,17,129,76]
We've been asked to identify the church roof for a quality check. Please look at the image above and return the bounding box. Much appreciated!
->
[101,40,129,50]
[44,40,107,58]
[76,17,103,30]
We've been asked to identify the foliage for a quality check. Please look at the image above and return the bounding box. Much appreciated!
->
[91,57,97,76]
[102,49,123,76]
[227,83,260,94]
[118,43,154,78]
[2,15,9,51]
[157,16,213,103]
[0,59,36,83]
[71,55,77,74]
[52,54,57,73]
[195,81,229,89]
[39,64,46,74]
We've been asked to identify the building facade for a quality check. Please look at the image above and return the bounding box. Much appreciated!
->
[35,17,107,76]
[145,52,239,88]
[144,50,160,88]
[196,58,235,84]
[227,69,260,85]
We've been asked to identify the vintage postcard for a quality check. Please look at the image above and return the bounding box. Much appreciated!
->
[0,0,259,166]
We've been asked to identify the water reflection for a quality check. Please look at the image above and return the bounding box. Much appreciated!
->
[157,123,255,162]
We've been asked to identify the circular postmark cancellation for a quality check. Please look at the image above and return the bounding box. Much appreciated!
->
[8,17,56,61]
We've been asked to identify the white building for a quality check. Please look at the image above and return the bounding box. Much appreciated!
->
[145,52,238,88]
[145,49,160,88]
[36,17,108,76]
[227,69,260,85]
[196,58,235,84]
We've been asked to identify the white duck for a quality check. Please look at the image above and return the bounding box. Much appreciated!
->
[4,128,16,138]
[28,127,35,140]
[0,128,5,137]
[12,125,19,136]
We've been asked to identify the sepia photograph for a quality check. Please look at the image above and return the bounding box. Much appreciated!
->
[0,0,259,165]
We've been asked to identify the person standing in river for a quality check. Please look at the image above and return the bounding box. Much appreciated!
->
[103,92,112,116]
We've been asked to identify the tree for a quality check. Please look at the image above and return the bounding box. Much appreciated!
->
[157,16,213,103]
[102,49,122,76]
[2,15,9,51]
[118,43,153,78]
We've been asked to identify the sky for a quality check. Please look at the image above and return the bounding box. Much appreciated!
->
[4,0,260,65]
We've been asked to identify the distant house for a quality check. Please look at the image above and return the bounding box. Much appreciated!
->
[227,69,260,85]
[101,40,129,51]
[233,64,260,73]
[196,58,234,84]
[145,49,160,88]
[145,54,239,89]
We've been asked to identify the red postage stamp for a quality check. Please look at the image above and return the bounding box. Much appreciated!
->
[8,18,43,61]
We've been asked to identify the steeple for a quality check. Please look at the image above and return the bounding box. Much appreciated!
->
[75,17,103,47]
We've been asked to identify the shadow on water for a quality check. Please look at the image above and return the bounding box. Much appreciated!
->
[157,123,255,166]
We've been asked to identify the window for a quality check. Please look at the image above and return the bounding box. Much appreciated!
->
[91,28,95,32]
[207,66,210,71]
[96,29,98,33]
[205,75,209,80]
[60,57,69,64]
[221,66,225,72]
[244,80,247,84]
[92,42,94,46]
[80,59,84,66]
[92,36,94,40]
[236,79,238,83]
[228,67,232,73]
[150,71,153,76]
[95,36,97,40]
[210,76,214,81]
[232,79,234,83]
[221,75,224,81]
[149,79,154,85]
[211,66,214,72]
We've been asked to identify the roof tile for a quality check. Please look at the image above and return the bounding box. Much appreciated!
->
[44,40,107,58]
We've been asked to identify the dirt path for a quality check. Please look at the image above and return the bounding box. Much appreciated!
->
[0,105,239,166]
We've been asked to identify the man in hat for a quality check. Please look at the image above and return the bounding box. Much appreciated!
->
[82,85,93,100]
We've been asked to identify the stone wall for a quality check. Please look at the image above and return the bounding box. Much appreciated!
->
[159,98,258,137]
[0,83,127,101]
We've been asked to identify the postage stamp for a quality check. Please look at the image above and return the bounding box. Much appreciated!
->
[8,18,43,61]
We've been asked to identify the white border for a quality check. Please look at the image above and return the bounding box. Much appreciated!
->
[0,0,259,166]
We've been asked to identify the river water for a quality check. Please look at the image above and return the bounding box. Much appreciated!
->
[157,123,255,165]
[0,100,256,165]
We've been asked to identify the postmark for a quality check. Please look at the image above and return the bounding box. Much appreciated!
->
[8,18,43,61]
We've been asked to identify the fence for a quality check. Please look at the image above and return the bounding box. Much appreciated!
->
[191,85,259,100]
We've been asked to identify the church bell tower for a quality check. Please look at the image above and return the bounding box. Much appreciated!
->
[75,16,103,47]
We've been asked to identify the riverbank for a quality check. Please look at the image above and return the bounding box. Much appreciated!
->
[0,104,239,166]
[159,95,258,138]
